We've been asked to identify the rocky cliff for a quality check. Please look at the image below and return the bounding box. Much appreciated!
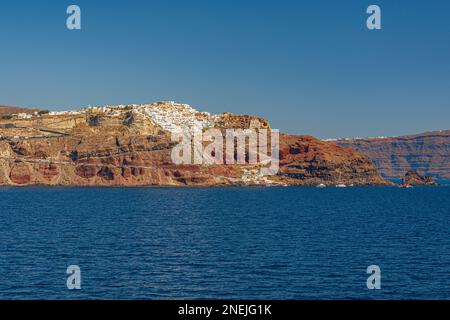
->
[404,170,438,186]
[333,130,450,180]
[277,134,388,185]
[0,102,389,186]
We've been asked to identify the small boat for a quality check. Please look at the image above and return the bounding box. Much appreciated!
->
[316,183,326,188]
[399,183,413,188]
[399,173,413,188]
[336,172,346,187]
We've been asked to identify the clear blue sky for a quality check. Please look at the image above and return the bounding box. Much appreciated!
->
[0,0,449,138]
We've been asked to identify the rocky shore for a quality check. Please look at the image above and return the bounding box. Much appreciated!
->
[404,170,438,186]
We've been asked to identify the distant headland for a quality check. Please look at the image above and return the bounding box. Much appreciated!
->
[0,102,398,187]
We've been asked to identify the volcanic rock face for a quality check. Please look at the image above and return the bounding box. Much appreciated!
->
[0,102,390,186]
[333,130,450,180]
[404,170,438,186]
[278,135,388,186]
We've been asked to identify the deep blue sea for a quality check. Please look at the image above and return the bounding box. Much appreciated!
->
[1,186,450,299]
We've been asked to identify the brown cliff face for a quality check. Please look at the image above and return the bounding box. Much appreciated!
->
[278,135,389,186]
[333,130,450,180]
[0,102,390,186]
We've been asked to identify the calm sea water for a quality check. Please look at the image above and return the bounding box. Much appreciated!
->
[0,186,450,299]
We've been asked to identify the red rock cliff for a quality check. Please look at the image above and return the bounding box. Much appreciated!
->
[333,130,450,180]
[0,102,390,186]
